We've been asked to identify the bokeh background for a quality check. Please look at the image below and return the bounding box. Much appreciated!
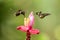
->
[0,0,60,40]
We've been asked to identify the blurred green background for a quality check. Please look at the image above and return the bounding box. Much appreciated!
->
[0,0,60,40]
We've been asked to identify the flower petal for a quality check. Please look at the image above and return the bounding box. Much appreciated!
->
[24,17,30,27]
[17,26,29,32]
[29,11,34,26]
[24,18,27,26]
[29,29,40,34]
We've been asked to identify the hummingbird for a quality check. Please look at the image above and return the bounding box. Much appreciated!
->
[15,10,25,17]
[36,11,50,19]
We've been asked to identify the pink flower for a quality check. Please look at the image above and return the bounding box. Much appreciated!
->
[17,11,40,34]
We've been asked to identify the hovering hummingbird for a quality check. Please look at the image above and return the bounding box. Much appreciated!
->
[15,10,25,17]
[36,11,50,19]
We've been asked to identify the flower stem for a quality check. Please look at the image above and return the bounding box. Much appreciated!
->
[26,30,31,40]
